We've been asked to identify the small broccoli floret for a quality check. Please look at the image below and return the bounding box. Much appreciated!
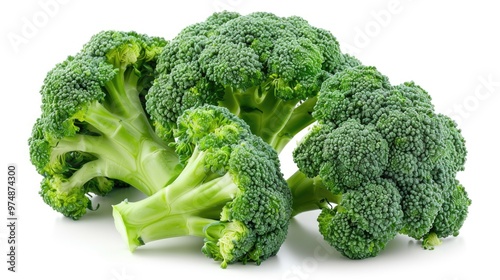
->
[288,63,471,257]
[312,65,392,127]
[318,179,403,259]
[147,11,349,153]
[397,182,444,239]
[28,31,184,219]
[318,120,389,193]
[377,109,443,185]
[292,119,389,205]
[112,105,292,268]
[426,183,471,248]
[290,124,329,179]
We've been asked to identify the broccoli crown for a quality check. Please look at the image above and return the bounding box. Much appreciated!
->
[295,119,390,193]
[38,31,166,141]
[312,65,392,126]
[29,118,52,174]
[204,139,292,266]
[174,104,251,166]
[146,11,346,148]
[82,30,165,62]
[174,105,293,265]
[30,54,118,219]
[319,120,389,193]
[430,182,471,239]
[291,124,330,178]
[38,55,116,141]
[200,12,328,98]
[81,30,166,106]
[293,64,470,254]
[33,30,167,172]
[112,105,292,267]
[28,30,182,219]
[318,179,403,259]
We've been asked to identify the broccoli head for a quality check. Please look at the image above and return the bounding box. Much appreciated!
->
[147,11,349,152]
[112,105,293,268]
[318,179,403,259]
[292,120,403,258]
[28,31,183,219]
[288,64,471,257]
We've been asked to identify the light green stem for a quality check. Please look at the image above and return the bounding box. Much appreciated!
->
[287,170,341,216]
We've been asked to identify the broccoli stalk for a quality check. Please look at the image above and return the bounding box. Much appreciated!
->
[219,85,321,153]
[45,100,178,196]
[29,31,183,219]
[113,160,238,251]
[285,171,340,216]
[274,96,318,151]
[112,105,293,268]
[219,84,299,152]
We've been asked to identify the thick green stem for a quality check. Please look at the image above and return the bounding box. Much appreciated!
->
[218,80,319,153]
[219,86,242,116]
[272,96,318,153]
[55,132,179,195]
[287,170,341,217]
[422,232,442,250]
[113,171,239,251]
[113,208,216,251]
[59,159,111,193]
[219,85,299,152]
[260,97,298,150]
[103,64,145,117]
[60,102,181,195]
[160,148,211,201]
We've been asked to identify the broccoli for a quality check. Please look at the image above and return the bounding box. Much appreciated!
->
[27,11,472,265]
[147,11,349,153]
[28,31,184,219]
[112,105,293,268]
[288,65,471,258]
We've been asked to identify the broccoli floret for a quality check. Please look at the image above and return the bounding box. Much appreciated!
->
[28,31,183,219]
[312,65,392,127]
[318,179,403,259]
[288,64,470,257]
[319,120,389,193]
[291,120,403,258]
[112,105,293,268]
[424,182,471,249]
[147,11,349,153]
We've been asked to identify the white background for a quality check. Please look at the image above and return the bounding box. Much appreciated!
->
[1,0,499,279]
